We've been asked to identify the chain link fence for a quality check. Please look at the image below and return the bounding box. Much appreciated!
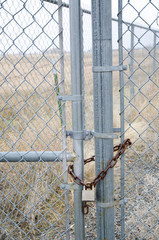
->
[120,1,159,239]
[0,0,71,239]
[1,0,159,239]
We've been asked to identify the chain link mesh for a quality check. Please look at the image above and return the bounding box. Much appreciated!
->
[1,0,159,239]
[0,0,71,239]
[121,1,159,239]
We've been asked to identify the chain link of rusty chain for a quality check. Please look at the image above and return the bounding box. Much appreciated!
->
[68,138,132,190]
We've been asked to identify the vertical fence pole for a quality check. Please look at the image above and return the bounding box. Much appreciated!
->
[69,1,85,239]
[81,9,86,131]
[91,1,114,239]
[58,1,70,239]
[153,31,156,74]
[129,25,134,100]
[118,1,125,239]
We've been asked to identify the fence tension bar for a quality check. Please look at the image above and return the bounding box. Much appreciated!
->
[93,65,127,72]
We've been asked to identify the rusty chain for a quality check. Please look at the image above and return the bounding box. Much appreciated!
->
[68,138,132,190]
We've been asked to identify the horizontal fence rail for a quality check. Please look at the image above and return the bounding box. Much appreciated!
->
[0,151,75,162]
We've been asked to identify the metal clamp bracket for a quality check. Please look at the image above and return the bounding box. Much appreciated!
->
[93,132,118,139]
[66,128,121,140]
[97,199,128,208]
[93,65,127,72]
[58,95,82,101]
[66,130,93,140]
[113,128,121,133]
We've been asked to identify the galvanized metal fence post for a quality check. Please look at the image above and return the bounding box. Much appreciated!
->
[129,25,134,100]
[69,0,85,239]
[91,0,114,239]
[58,1,70,239]
[118,0,126,239]
[153,31,156,74]
[81,9,86,131]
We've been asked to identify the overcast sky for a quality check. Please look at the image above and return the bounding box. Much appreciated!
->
[82,0,159,25]
[1,0,159,54]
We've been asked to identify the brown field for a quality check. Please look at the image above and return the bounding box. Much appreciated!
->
[0,49,159,239]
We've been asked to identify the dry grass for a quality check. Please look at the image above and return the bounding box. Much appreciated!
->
[0,53,71,238]
[1,49,159,239]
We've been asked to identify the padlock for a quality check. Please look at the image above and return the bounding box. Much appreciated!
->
[82,188,96,202]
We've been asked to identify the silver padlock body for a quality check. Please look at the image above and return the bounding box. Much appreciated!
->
[82,189,96,202]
